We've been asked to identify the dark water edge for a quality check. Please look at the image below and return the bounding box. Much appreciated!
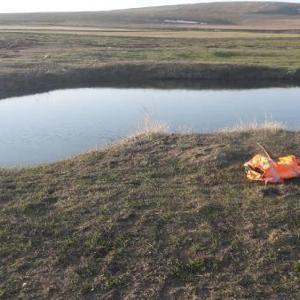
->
[1,63,300,100]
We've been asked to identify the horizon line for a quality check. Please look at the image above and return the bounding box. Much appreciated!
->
[0,0,299,15]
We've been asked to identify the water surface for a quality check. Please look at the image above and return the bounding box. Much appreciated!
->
[0,87,299,167]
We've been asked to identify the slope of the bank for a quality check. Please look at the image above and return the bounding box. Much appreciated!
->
[0,130,299,299]
[1,63,300,100]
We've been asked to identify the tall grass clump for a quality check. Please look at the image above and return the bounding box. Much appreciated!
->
[219,120,287,134]
[128,116,170,140]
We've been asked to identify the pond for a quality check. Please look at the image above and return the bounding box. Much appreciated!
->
[0,87,299,167]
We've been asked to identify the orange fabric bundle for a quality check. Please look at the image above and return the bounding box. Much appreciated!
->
[244,154,300,184]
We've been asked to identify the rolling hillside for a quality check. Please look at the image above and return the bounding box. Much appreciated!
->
[0,2,300,29]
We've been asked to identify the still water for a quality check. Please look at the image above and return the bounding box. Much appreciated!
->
[0,87,299,167]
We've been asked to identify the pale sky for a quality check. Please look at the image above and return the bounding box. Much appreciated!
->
[0,0,298,13]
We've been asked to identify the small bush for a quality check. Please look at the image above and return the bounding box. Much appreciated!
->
[294,261,300,274]
[130,116,169,139]
[214,50,238,58]
[0,288,6,298]
[81,283,95,295]
[174,259,205,280]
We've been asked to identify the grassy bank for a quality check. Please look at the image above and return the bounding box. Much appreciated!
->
[1,29,300,99]
[1,128,300,298]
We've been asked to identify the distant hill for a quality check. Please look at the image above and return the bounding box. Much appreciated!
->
[0,2,300,29]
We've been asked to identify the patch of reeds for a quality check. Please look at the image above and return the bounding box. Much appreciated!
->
[219,120,287,133]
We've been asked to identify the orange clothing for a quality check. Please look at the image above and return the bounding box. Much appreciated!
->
[244,154,300,184]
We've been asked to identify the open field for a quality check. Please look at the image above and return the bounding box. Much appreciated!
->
[2,26,300,38]
[1,2,300,100]
[1,129,300,298]
[0,28,300,99]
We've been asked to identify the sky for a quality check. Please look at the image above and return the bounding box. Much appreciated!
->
[0,0,299,13]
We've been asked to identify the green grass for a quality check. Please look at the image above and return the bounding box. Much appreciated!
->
[294,261,300,274]
[1,129,300,298]
[1,31,300,73]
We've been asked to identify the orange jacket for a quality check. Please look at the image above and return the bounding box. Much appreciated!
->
[244,154,300,183]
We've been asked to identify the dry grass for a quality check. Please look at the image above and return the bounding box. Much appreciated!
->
[1,28,300,39]
[127,116,169,140]
[219,120,287,134]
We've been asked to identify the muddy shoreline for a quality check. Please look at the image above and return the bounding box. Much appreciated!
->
[1,63,300,99]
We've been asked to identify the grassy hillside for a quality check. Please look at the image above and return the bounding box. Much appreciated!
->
[1,128,300,298]
[0,2,300,29]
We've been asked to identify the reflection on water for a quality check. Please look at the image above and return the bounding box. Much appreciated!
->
[0,87,299,167]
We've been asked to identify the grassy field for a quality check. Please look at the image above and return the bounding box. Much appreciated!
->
[1,128,300,298]
[1,29,300,70]
[0,28,300,100]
